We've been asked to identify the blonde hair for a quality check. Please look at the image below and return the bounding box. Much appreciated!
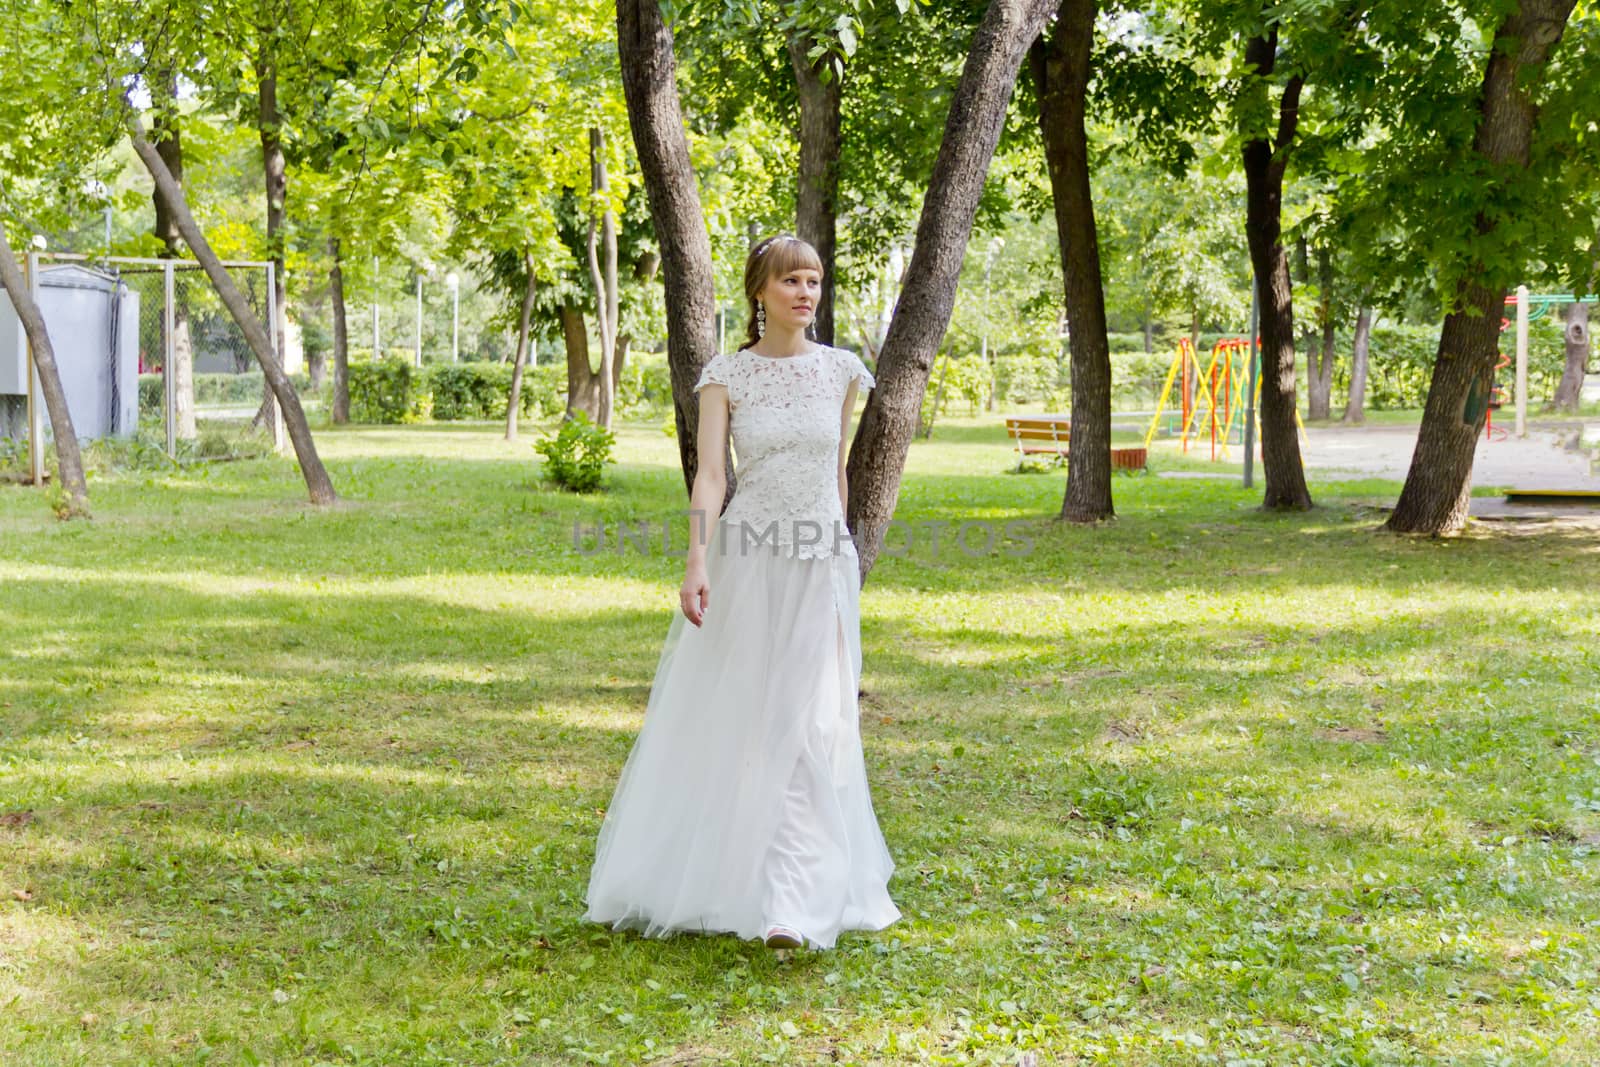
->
[740,234,824,349]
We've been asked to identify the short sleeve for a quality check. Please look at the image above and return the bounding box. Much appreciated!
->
[841,349,876,391]
[693,354,730,394]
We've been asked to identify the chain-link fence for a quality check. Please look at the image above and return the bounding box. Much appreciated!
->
[26,253,280,455]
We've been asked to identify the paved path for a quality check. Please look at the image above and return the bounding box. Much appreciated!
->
[1301,422,1600,491]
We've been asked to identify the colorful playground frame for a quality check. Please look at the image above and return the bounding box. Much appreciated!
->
[1143,337,1306,460]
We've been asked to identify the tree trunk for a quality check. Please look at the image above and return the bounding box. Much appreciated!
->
[151,68,196,441]
[1549,301,1589,413]
[0,220,89,516]
[586,127,620,430]
[257,55,289,441]
[1343,305,1371,424]
[616,0,730,504]
[1386,0,1576,535]
[789,32,843,346]
[328,235,350,424]
[1240,26,1312,510]
[1308,242,1336,420]
[1031,0,1113,523]
[845,0,1059,578]
[562,303,599,420]
[506,255,538,442]
[612,333,632,390]
[1142,297,1153,353]
[128,111,338,506]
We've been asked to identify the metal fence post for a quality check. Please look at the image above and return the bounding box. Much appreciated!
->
[1243,282,1259,490]
[1514,284,1529,438]
[164,260,176,457]
[24,250,43,488]
[266,261,286,454]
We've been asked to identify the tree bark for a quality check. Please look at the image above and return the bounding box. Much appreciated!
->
[789,32,843,346]
[845,0,1059,577]
[506,255,538,442]
[586,127,620,430]
[151,67,196,441]
[328,235,350,424]
[1549,301,1589,413]
[256,54,290,439]
[128,111,337,506]
[561,303,599,420]
[1031,0,1113,523]
[1343,305,1371,424]
[1240,26,1312,510]
[1308,242,1337,420]
[1386,0,1576,534]
[616,0,731,505]
[0,220,89,516]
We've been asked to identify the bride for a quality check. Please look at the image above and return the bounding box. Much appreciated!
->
[582,233,900,950]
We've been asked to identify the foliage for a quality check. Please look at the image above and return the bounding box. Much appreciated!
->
[138,371,317,412]
[347,357,433,424]
[1331,319,1572,411]
[534,409,615,492]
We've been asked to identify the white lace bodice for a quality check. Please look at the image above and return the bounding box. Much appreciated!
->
[693,344,877,560]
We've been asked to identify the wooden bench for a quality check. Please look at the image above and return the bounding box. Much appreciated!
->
[1003,414,1147,471]
[1005,414,1071,460]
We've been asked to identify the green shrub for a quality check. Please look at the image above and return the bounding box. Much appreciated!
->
[139,371,317,415]
[1332,318,1568,410]
[428,363,511,421]
[348,357,432,423]
[534,410,615,492]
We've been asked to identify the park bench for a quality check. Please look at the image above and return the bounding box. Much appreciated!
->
[1005,414,1071,459]
[1004,413,1147,471]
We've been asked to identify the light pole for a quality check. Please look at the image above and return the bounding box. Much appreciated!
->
[446,271,460,362]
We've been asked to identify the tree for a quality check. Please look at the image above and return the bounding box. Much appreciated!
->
[1548,232,1596,414]
[1239,22,1312,509]
[128,109,338,506]
[148,65,198,440]
[616,0,728,501]
[0,215,89,517]
[1342,305,1372,423]
[1031,0,1114,522]
[846,0,1059,576]
[1386,0,1579,534]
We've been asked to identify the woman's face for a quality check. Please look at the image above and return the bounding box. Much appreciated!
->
[758,267,822,335]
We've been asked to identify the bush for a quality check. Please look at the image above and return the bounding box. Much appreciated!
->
[348,357,432,423]
[139,371,317,415]
[429,363,512,421]
[534,410,615,492]
[1332,318,1569,410]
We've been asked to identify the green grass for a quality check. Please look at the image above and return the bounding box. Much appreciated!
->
[3,415,1599,1065]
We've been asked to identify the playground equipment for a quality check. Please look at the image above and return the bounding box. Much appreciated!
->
[1143,336,1306,460]
[1500,287,1598,438]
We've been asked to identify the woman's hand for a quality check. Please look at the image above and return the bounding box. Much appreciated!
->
[680,563,711,627]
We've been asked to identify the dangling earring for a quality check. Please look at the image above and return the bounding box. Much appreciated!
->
[756,301,766,338]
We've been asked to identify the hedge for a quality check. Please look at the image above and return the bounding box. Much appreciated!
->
[139,371,316,414]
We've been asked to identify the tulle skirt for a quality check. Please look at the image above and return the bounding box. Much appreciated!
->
[582,518,900,949]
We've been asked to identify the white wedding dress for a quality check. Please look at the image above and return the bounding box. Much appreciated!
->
[582,343,900,949]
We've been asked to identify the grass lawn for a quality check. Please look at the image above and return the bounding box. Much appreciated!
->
[2,414,1599,1065]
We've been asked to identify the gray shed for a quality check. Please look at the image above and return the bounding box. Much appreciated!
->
[0,264,140,441]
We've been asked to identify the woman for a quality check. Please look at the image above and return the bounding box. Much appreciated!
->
[582,234,900,950]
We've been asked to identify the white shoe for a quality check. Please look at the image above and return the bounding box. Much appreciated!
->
[764,923,805,949]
